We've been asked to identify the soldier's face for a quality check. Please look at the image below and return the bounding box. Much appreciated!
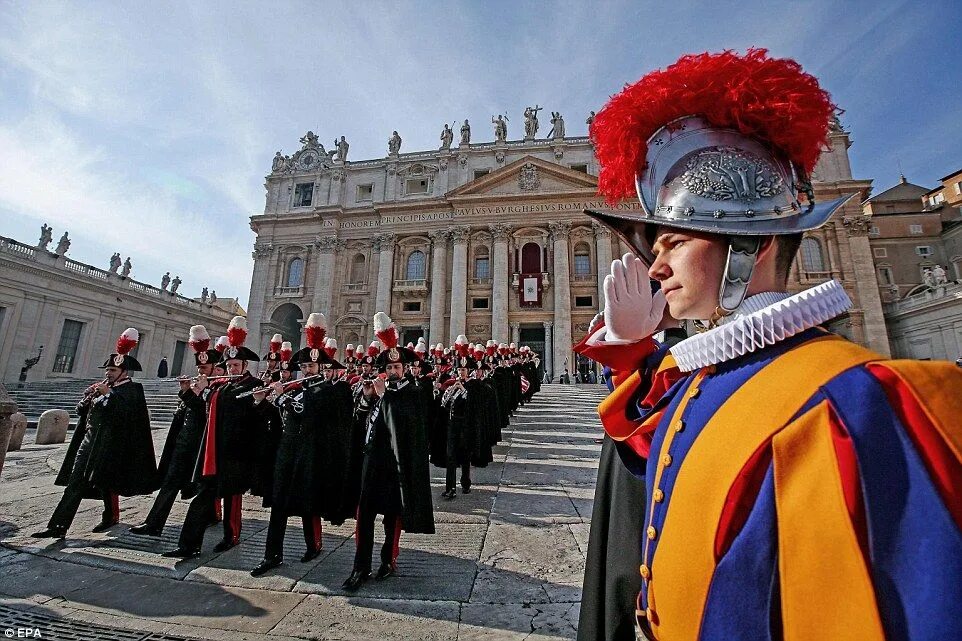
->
[457,367,469,379]
[324,370,335,380]
[385,362,404,379]
[280,370,292,381]
[226,359,245,375]
[267,361,278,371]
[300,362,319,376]
[410,365,421,376]
[104,366,123,383]
[196,363,213,376]
[649,226,728,320]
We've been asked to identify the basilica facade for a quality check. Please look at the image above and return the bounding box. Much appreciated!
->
[246,117,889,380]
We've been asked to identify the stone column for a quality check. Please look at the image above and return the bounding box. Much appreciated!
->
[490,223,512,343]
[543,321,554,381]
[448,226,470,340]
[373,233,396,314]
[549,222,572,381]
[246,243,275,351]
[510,322,520,345]
[592,221,612,310]
[311,235,340,315]
[843,215,891,356]
[428,230,450,345]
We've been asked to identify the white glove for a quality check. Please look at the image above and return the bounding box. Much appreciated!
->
[603,253,667,343]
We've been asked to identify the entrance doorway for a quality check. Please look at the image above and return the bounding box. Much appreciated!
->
[519,325,545,380]
[402,327,424,347]
[266,303,304,351]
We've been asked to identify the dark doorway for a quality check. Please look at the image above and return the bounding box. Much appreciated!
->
[402,328,424,347]
[519,325,546,379]
[521,242,541,273]
[266,303,304,351]
[171,340,187,377]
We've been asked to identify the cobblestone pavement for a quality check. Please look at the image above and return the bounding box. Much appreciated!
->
[0,383,607,640]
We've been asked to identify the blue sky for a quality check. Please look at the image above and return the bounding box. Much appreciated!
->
[1,1,959,309]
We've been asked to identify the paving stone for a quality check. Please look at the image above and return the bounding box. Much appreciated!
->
[459,602,580,640]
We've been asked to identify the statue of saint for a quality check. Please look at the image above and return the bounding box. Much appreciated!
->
[547,111,565,139]
[586,111,596,128]
[38,224,53,250]
[201,286,209,302]
[932,264,949,286]
[440,124,454,149]
[523,105,543,139]
[161,272,171,291]
[491,114,508,142]
[334,136,349,161]
[460,119,471,145]
[54,231,71,255]
[388,131,402,155]
[108,252,122,273]
[209,290,217,305]
[170,275,181,294]
[121,257,132,278]
[299,131,320,147]
[923,268,936,289]
[271,151,288,173]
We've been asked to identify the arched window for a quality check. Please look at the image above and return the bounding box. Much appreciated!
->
[521,242,541,273]
[573,242,591,275]
[350,253,366,283]
[474,246,490,279]
[877,266,894,286]
[286,257,304,287]
[406,250,426,280]
[800,237,825,272]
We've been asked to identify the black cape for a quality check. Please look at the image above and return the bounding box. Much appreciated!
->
[55,400,91,488]
[359,380,435,534]
[156,389,207,498]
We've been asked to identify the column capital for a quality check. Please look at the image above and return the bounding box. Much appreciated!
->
[842,215,872,237]
[449,225,471,245]
[428,229,450,244]
[314,234,342,253]
[549,221,571,242]
[372,233,397,252]
[489,223,513,242]
[590,221,611,238]
[542,320,554,329]
[509,321,521,329]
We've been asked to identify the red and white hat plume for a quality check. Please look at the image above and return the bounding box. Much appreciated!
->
[454,334,470,357]
[116,328,139,355]
[305,313,327,349]
[509,342,517,353]
[434,343,444,357]
[227,316,248,348]
[269,333,283,354]
[486,339,497,356]
[324,337,338,359]
[279,341,293,362]
[414,337,427,355]
[406,342,415,350]
[472,345,484,359]
[373,312,399,349]
[188,325,211,354]
[214,335,230,353]
[367,341,380,357]
[345,344,356,359]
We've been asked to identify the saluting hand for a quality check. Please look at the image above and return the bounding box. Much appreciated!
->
[603,252,669,342]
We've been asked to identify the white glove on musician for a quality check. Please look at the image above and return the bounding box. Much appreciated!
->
[602,253,668,343]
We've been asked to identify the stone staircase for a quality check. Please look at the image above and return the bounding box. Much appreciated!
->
[6,378,183,429]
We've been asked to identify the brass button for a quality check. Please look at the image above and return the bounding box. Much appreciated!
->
[674,419,685,432]
[653,488,664,503]
[689,387,701,399]
[639,564,650,579]
[662,454,672,467]
[647,526,657,540]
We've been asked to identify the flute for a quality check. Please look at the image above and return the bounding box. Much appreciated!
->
[174,373,247,384]
[234,373,326,398]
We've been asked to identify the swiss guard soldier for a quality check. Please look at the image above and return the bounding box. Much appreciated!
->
[251,314,353,576]
[132,325,221,536]
[577,49,962,640]
[35,328,158,538]
[343,312,434,591]
[164,316,266,559]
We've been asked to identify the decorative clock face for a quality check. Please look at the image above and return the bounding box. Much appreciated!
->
[299,152,317,169]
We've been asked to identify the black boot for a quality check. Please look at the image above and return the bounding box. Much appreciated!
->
[32,527,66,539]
[301,548,322,563]
[92,519,118,533]
[212,539,236,553]
[342,569,369,591]
[374,562,396,580]
[161,547,200,559]
[130,523,163,536]
[250,556,283,577]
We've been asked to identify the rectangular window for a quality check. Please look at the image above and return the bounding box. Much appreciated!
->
[348,301,362,313]
[473,169,490,179]
[570,163,588,173]
[293,182,314,207]
[53,319,83,373]
[472,297,489,309]
[955,182,961,195]
[909,224,923,235]
[873,247,888,258]
[475,257,490,279]
[870,226,880,235]
[405,178,429,195]
[916,246,933,257]
[402,301,421,312]
[574,254,591,275]
[356,183,374,201]
[879,267,894,285]
[171,340,187,377]
[575,295,594,307]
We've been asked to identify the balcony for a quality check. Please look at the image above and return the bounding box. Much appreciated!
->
[470,277,491,286]
[342,282,368,293]
[394,279,429,295]
[571,273,595,282]
[274,286,304,297]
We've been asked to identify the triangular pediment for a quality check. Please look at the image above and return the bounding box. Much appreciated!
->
[446,155,597,199]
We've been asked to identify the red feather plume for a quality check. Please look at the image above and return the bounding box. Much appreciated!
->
[591,49,835,204]
[188,338,210,354]
[227,327,247,347]
[305,326,326,349]
[116,335,138,355]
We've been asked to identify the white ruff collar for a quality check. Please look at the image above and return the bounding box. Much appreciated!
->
[669,280,852,372]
